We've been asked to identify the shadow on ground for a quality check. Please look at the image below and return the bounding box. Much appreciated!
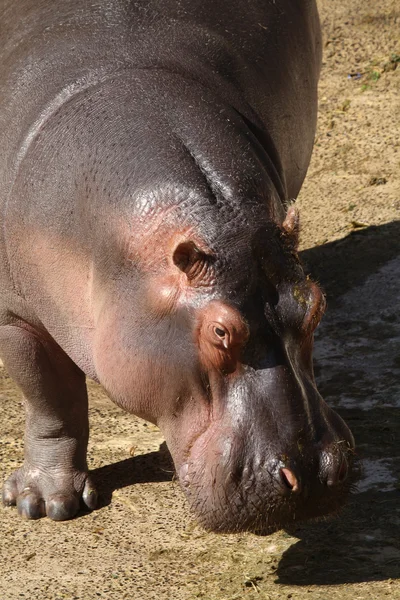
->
[277,489,399,585]
[277,219,400,585]
[91,442,174,509]
[300,220,400,302]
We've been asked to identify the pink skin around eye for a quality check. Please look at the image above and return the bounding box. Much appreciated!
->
[197,302,249,373]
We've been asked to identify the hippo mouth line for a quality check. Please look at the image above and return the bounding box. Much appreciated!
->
[181,469,354,534]
[178,418,218,489]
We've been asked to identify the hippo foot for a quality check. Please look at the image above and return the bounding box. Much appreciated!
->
[2,466,98,520]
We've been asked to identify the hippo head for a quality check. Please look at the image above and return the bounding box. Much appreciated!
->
[94,202,355,534]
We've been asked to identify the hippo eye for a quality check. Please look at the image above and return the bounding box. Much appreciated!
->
[213,326,229,348]
[214,327,226,338]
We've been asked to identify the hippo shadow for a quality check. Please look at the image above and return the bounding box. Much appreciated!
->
[277,219,400,585]
[276,488,400,585]
[89,441,174,510]
[299,219,400,302]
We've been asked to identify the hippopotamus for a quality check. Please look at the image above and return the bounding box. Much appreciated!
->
[0,0,354,533]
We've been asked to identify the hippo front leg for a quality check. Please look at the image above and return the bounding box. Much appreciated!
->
[0,325,97,520]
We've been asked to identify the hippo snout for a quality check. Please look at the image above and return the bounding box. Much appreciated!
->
[179,439,355,534]
[175,375,355,534]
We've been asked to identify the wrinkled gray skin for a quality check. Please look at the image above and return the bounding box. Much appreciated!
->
[0,0,355,532]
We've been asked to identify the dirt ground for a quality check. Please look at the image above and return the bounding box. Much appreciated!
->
[0,0,399,598]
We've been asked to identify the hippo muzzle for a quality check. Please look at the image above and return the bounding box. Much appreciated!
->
[177,365,354,533]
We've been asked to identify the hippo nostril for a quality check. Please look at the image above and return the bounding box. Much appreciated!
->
[322,448,349,487]
[280,467,301,493]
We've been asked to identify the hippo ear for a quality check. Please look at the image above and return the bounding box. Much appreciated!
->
[282,206,300,249]
[172,241,212,282]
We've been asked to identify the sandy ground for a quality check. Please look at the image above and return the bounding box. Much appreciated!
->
[0,0,399,598]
